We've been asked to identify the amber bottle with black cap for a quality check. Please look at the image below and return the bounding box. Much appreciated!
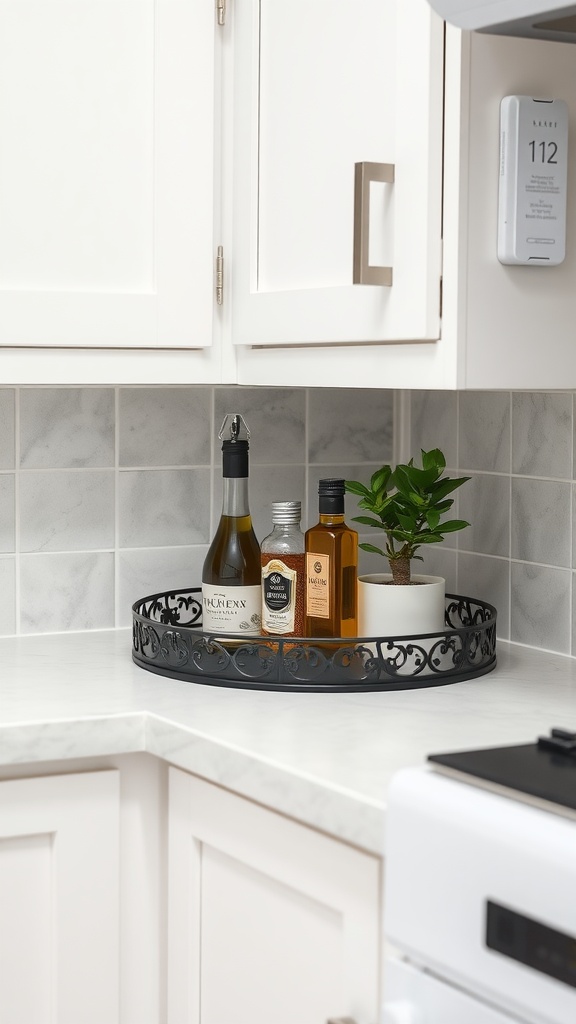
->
[202,414,261,635]
[304,478,358,638]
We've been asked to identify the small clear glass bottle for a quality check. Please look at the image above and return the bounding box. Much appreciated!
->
[260,501,305,637]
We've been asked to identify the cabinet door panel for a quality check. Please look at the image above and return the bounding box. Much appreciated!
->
[231,0,443,347]
[201,845,347,1023]
[0,770,120,1024]
[0,0,217,348]
[168,768,381,1024]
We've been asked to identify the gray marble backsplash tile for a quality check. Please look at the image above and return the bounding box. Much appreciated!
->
[458,392,510,473]
[511,478,571,567]
[458,474,510,558]
[410,391,458,466]
[510,563,571,654]
[119,387,212,467]
[20,470,115,552]
[0,557,15,634]
[0,390,15,469]
[0,475,15,552]
[20,388,115,468]
[118,468,211,548]
[308,389,393,463]
[2,382,576,659]
[20,551,116,634]
[214,387,306,465]
[411,388,576,658]
[512,392,572,478]
[0,385,393,637]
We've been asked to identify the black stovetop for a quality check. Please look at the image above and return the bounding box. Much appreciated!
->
[428,728,576,813]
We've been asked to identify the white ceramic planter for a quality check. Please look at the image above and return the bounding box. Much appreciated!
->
[357,573,445,638]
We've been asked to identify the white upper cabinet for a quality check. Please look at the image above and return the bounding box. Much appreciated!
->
[0,0,224,383]
[233,8,576,390]
[228,0,444,348]
[6,0,576,388]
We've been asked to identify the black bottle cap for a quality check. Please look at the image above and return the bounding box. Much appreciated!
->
[318,477,345,514]
[222,438,249,478]
[318,478,345,496]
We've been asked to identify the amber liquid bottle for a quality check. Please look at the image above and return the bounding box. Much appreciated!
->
[202,414,261,635]
[305,478,358,638]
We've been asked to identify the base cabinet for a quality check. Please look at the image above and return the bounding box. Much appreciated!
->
[0,769,120,1024]
[168,769,382,1024]
[0,756,383,1024]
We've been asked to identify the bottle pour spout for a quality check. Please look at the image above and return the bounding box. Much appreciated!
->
[219,413,251,443]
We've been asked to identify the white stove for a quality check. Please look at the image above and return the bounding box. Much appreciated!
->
[382,732,576,1024]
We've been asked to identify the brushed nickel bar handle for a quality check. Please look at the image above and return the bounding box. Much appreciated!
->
[326,1018,358,1024]
[353,161,395,286]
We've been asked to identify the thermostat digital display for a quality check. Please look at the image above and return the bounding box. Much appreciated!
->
[498,95,568,266]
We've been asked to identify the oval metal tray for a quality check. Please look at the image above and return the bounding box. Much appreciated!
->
[132,587,497,692]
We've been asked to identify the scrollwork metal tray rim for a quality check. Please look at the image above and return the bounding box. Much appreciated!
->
[132,587,497,693]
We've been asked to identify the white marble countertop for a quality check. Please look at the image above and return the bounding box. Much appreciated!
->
[1,628,576,854]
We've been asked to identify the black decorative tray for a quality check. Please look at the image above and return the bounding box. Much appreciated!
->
[132,588,497,692]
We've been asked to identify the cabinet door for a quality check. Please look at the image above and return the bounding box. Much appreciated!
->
[229,0,443,348]
[0,770,120,1024]
[168,769,381,1024]
[0,0,218,350]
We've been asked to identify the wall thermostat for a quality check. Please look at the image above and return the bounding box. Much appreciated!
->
[498,95,568,266]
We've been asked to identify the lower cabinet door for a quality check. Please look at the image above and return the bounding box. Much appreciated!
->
[0,770,120,1024]
[168,769,381,1024]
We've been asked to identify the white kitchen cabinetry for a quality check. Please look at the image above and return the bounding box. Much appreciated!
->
[0,769,120,1024]
[233,15,576,390]
[0,0,226,385]
[168,769,382,1024]
[229,0,444,349]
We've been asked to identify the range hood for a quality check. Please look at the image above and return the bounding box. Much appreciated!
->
[426,1,576,42]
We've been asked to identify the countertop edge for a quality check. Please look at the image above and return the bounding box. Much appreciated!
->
[0,709,386,855]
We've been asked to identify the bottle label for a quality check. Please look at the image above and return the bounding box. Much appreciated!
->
[262,559,297,634]
[202,584,261,635]
[306,552,330,619]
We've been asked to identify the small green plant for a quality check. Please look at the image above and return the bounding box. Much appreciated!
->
[345,448,470,586]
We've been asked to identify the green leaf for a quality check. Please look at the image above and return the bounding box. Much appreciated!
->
[396,512,418,532]
[425,508,441,530]
[408,490,426,507]
[344,480,371,498]
[428,475,471,503]
[370,466,392,493]
[359,542,387,557]
[421,447,446,472]
[400,464,441,491]
[437,519,470,533]
[351,515,387,529]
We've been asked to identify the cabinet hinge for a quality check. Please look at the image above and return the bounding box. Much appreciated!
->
[216,0,225,26]
[216,245,224,305]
